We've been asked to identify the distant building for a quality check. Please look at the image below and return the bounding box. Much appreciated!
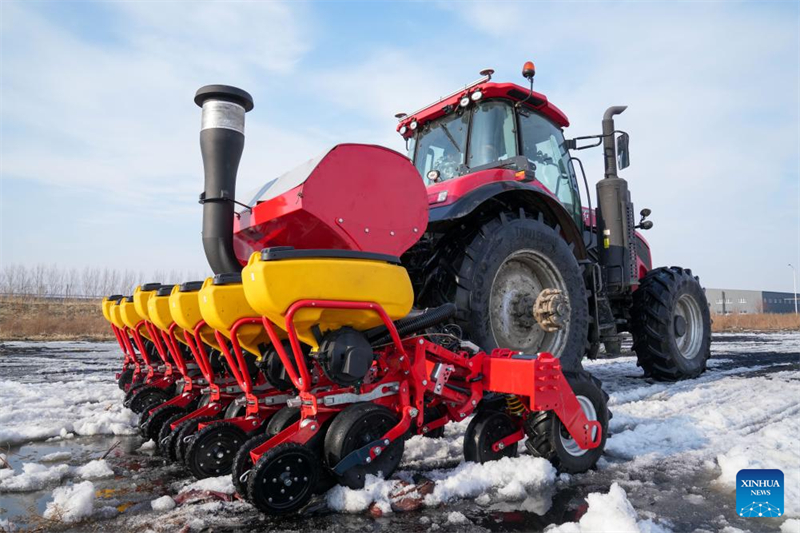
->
[705,288,799,314]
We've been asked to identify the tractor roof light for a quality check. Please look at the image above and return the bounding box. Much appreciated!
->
[409,120,419,130]
[459,96,470,107]
[471,90,483,101]
[399,125,407,135]
[522,61,536,81]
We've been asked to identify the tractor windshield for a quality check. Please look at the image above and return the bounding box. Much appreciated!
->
[412,111,469,183]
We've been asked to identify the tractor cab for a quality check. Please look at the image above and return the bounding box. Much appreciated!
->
[396,67,583,226]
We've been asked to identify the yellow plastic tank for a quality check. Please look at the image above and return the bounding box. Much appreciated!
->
[119,297,151,340]
[148,285,178,330]
[242,248,413,347]
[110,300,127,330]
[169,281,219,349]
[198,275,270,358]
[101,296,119,323]
[133,283,161,320]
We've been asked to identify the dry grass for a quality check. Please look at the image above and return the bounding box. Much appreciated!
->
[0,296,113,341]
[711,313,800,332]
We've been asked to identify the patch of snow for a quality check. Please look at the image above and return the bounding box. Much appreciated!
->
[75,459,114,479]
[151,495,177,512]
[43,480,95,524]
[41,451,72,462]
[178,475,235,495]
[0,462,71,492]
[327,455,555,513]
[138,439,156,451]
[447,511,469,524]
[0,376,137,447]
[425,455,556,505]
[781,518,800,533]
[0,518,16,532]
[546,483,671,533]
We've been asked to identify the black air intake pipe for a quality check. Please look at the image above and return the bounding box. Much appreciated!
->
[194,85,254,275]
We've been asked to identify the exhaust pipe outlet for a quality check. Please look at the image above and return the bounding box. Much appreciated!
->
[596,105,635,294]
[194,85,254,274]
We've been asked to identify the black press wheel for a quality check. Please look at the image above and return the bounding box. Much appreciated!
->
[174,416,217,464]
[439,212,589,371]
[129,386,170,414]
[323,403,404,490]
[139,404,185,445]
[127,372,146,393]
[118,368,134,390]
[631,266,712,380]
[463,410,519,464]
[265,407,301,438]
[247,443,319,515]
[157,412,186,456]
[524,371,608,474]
[233,432,272,497]
[185,422,248,479]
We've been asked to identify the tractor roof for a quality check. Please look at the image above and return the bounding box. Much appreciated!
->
[396,81,569,138]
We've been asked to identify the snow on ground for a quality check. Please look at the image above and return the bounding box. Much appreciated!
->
[0,459,114,491]
[585,332,800,519]
[42,480,96,524]
[0,342,138,447]
[0,334,798,532]
[547,483,669,533]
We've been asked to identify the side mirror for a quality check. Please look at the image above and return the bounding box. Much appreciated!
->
[616,133,630,170]
[640,208,651,217]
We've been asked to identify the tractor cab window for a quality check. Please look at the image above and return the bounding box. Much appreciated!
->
[412,111,469,184]
[468,100,518,168]
[518,111,581,222]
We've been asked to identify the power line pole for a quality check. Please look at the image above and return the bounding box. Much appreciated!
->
[789,264,798,315]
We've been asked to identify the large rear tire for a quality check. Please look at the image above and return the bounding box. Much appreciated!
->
[443,212,588,370]
[630,267,711,380]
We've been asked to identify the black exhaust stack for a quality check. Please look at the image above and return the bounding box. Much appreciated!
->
[596,106,637,295]
[194,85,254,275]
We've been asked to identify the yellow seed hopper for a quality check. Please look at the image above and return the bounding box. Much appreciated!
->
[241,248,414,348]
[169,281,220,350]
[198,274,272,358]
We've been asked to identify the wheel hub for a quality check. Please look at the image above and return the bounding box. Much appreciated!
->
[673,315,687,338]
[534,288,570,332]
[489,250,569,355]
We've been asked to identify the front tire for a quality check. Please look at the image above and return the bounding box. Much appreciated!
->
[630,267,711,380]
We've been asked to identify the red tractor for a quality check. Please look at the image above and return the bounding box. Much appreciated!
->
[196,63,711,381]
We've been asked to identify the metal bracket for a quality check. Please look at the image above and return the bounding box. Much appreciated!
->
[430,363,454,395]
[259,394,293,406]
[321,382,400,407]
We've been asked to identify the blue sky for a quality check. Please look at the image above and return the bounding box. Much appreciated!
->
[1,1,798,291]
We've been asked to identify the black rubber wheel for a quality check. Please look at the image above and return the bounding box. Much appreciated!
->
[436,211,588,371]
[175,416,217,464]
[157,412,186,456]
[118,368,134,390]
[631,267,712,380]
[323,403,404,489]
[127,372,146,392]
[247,443,319,515]
[129,386,170,414]
[463,410,519,463]
[138,400,171,435]
[141,405,184,443]
[232,432,271,497]
[265,407,301,438]
[524,371,608,474]
[185,422,248,479]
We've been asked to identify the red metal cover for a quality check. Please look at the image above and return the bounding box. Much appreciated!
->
[233,144,428,264]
